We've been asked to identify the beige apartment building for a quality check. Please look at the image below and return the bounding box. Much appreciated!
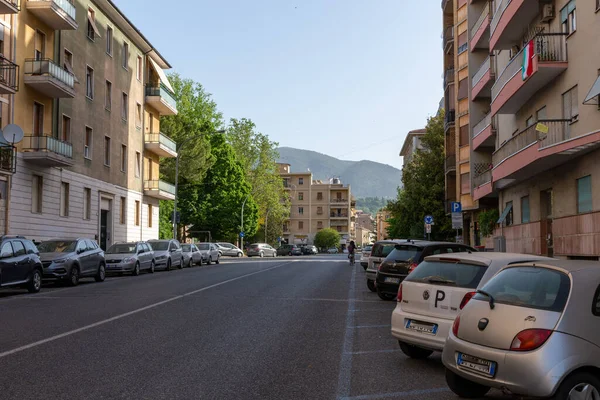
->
[459,0,600,259]
[375,209,391,241]
[278,163,354,247]
[7,0,176,248]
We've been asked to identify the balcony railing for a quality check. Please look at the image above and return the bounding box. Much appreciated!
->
[145,83,177,111]
[443,26,454,51]
[492,120,570,166]
[331,198,348,203]
[444,110,456,131]
[0,0,19,14]
[444,68,455,88]
[0,144,15,173]
[145,133,176,153]
[445,154,456,173]
[0,56,18,93]
[144,180,176,195]
[473,169,492,188]
[472,56,493,88]
[22,135,73,158]
[473,113,492,138]
[471,2,490,40]
[330,213,349,218]
[27,0,76,23]
[24,58,74,88]
[490,0,509,37]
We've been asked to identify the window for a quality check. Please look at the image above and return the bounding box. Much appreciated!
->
[0,242,11,258]
[563,85,579,123]
[106,26,113,55]
[86,66,94,99]
[121,144,127,172]
[461,173,470,194]
[536,106,547,122]
[105,80,112,111]
[594,285,600,316]
[521,196,530,223]
[83,188,91,220]
[122,92,128,120]
[148,112,154,132]
[122,42,129,69]
[298,221,304,230]
[61,115,71,142]
[135,152,141,177]
[317,206,323,215]
[317,192,323,200]
[87,8,99,40]
[136,103,142,128]
[577,175,592,214]
[84,127,92,159]
[525,116,534,127]
[31,175,43,213]
[34,30,45,60]
[12,241,25,256]
[60,182,69,217]
[459,124,469,146]
[505,201,513,226]
[298,192,304,200]
[298,207,304,215]
[298,177,304,185]
[561,0,576,35]
[104,136,111,166]
[63,49,76,81]
[134,200,140,226]
[136,55,142,81]
[148,204,153,228]
[23,241,37,255]
[317,221,323,229]
[120,196,126,224]
[33,102,44,135]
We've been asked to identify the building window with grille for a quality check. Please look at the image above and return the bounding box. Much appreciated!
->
[561,1,576,35]
[298,192,303,200]
[577,175,592,214]
[521,196,530,223]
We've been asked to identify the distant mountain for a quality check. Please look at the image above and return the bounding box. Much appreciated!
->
[277,147,402,198]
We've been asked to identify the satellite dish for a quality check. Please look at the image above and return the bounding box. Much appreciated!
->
[3,124,24,144]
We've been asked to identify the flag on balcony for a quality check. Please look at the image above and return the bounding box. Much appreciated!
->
[522,40,534,80]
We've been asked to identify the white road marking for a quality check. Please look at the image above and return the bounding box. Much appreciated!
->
[0,262,292,359]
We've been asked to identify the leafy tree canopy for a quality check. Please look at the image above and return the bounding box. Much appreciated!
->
[314,228,341,250]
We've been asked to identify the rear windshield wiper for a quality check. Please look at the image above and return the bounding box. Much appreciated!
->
[423,276,456,285]
[476,289,495,309]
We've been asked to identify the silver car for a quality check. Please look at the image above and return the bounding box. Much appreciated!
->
[197,243,220,265]
[216,242,243,257]
[181,243,202,267]
[38,238,106,286]
[391,253,551,359]
[443,260,600,399]
[247,243,277,257]
[360,244,373,269]
[104,242,155,275]
[148,239,184,271]
[366,240,403,292]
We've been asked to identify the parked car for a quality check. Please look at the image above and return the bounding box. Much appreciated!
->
[247,243,277,257]
[366,240,405,293]
[391,252,552,360]
[327,247,339,254]
[301,245,318,255]
[148,239,183,271]
[181,243,203,267]
[0,235,43,293]
[216,242,243,257]
[442,259,600,399]
[360,244,373,269]
[105,241,155,275]
[38,238,105,286]
[277,244,302,256]
[197,243,220,264]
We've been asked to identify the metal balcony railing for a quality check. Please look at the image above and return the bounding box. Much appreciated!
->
[24,58,74,89]
[144,180,176,195]
[331,198,348,203]
[444,68,455,88]
[473,113,492,138]
[145,83,177,110]
[443,26,454,50]
[0,144,15,173]
[471,2,490,39]
[0,56,18,91]
[473,169,492,188]
[445,154,456,173]
[472,56,493,88]
[445,110,456,131]
[145,132,176,153]
[22,135,73,158]
[28,0,76,21]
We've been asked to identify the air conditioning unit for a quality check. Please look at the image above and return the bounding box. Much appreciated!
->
[541,4,555,22]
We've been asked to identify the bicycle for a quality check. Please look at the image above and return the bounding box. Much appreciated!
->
[349,252,355,265]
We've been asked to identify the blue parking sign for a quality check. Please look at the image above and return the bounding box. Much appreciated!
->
[451,202,462,213]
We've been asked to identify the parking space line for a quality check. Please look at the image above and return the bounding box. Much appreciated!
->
[0,261,292,359]
[335,263,357,400]
[340,387,450,400]
[346,349,400,355]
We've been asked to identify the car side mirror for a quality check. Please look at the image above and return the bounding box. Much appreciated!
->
[77,249,83,254]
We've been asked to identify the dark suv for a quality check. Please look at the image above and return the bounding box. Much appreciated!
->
[375,241,476,301]
[0,235,43,293]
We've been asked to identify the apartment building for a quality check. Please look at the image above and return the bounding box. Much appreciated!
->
[9,0,176,248]
[375,209,391,241]
[468,0,600,259]
[399,128,426,167]
[278,163,354,246]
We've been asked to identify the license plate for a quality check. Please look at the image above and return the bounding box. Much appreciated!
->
[405,319,438,335]
[384,277,400,284]
[107,264,118,269]
[457,352,496,377]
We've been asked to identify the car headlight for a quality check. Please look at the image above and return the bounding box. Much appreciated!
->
[123,257,135,263]
[156,255,166,260]
[53,258,68,264]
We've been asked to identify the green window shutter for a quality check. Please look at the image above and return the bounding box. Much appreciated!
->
[577,175,592,214]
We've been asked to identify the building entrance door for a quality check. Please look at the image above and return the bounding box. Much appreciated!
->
[100,197,113,251]
[540,189,553,257]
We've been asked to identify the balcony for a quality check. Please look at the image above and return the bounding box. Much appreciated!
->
[445,154,456,174]
[330,212,349,219]
[26,0,78,30]
[472,113,495,150]
[24,59,75,98]
[491,34,567,117]
[145,133,177,158]
[472,169,494,200]
[490,0,540,50]
[444,110,456,132]
[145,83,177,116]
[444,68,455,89]
[0,144,15,174]
[472,56,495,100]
[21,135,73,167]
[0,56,18,94]
[0,0,19,14]
[470,2,491,51]
[330,198,348,204]
[443,26,454,54]
[144,180,176,201]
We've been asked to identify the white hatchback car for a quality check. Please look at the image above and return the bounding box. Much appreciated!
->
[391,252,552,359]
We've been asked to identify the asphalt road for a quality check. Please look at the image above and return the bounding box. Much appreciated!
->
[0,255,511,400]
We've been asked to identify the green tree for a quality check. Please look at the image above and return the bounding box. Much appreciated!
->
[387,111,453,240]
[314,228,341,250]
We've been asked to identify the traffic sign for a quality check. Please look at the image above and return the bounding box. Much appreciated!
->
[452,213,463,229]
[425,223,432,234]
[451,202,462,213]
[424,215,434,225]
[239,232,245,238]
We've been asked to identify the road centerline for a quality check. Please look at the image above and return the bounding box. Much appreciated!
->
[335,263,357,399]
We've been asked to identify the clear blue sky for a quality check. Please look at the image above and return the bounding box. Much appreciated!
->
[115,0,443,170]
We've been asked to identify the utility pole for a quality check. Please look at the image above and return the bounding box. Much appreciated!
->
[265,208,270,243]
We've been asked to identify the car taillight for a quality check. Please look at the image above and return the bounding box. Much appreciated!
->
[510,329,552,351]
[452,315,460,337]
[459,291,476,310]
[407,262,418,274]
[396,284,403,302]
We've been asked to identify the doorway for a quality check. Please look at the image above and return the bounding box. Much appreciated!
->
[540,189,553,257]
[99,197,113,251]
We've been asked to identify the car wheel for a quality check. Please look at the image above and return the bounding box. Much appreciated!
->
[288,252,292,256]
[69,266,80,286]
[95,263,106,282]
[237,252,243,257]
[259,252,264,258]
[132,262,140,276]
[197,258,202,266]
[215,256,220,265]
[273,252,277,258]
[445,369,490,398]
[208,256,212,265]
[367,279,376,292]
[28,269,42,293]
[178,258,184,269]
[398,341,433,359]
[551,372,600,400]
[166,259,172,271]
[149,261,155,273]
[187,258,192,268]
[376,288,395,301]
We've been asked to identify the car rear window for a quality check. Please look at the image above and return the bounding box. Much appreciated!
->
[475,267,570,312]
[405,260,487,289]
[385,245,422,263]
[372,243,396,258]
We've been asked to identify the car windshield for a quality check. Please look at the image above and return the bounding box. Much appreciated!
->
[385,245,421,263]
[475,267,570,312]
[107,244,136,254]
[372,243,396,258]
[405,260,487,288]
[149,241,169,251]
[364,245,373,252]
[181,244,192,252]
[37,240,77,253]
[198,244,210,250]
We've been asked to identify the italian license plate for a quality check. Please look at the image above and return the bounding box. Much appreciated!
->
[457,352,496,377]
[107,264,117,269]
[405,319,438,335]
[384,277,400,284]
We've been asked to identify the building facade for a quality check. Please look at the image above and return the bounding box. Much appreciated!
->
[375,209,391,241]
[278,163,354,247]
[8,0,176,248]
[400,128,426,167]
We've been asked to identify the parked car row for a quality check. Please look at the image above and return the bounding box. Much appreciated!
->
[364,239,600,399]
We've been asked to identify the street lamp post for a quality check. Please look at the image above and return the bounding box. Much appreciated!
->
[240,194,250,251]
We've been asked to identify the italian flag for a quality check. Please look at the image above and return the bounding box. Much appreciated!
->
[522,40,534,80]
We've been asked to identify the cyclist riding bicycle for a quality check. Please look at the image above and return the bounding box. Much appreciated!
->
[347,241,356,265]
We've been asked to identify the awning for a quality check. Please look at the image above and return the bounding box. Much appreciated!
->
[149,57,175,93]
[583,75,600,105]
[497,203,513,224]
[87,10,101,38]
